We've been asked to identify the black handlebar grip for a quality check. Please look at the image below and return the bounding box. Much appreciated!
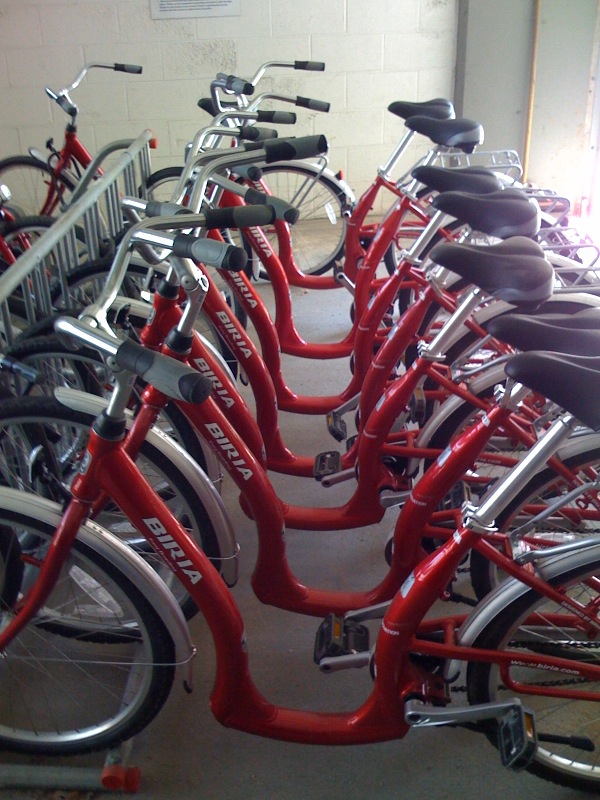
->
[217,73,254,95]
[115,63,143,74]
[238,126,278,142]
[296,96,330,113]
[203,204,276,230]
[263,134,328,163]
[294,61,325,71]
[233,164,263,181]
[172,234,248,271]
[115,339,213,404]
[255,110,297,125]
[243,189,299,224]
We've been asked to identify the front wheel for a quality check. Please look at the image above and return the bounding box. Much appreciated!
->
[0,500,175,755]
[467,551,600,791]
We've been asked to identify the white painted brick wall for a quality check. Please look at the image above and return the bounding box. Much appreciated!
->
[0,0,458,207]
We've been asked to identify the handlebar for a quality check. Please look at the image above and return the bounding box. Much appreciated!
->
[54,316,212,404]
[45,62,143,118]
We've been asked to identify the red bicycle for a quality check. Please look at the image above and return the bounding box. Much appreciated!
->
[0,62,144,218]
[4,309,600,793]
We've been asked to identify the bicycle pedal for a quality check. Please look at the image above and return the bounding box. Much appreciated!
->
[498,705,537,770]
[313,450,342,481]
[326,410,347,442]
[346,434,358,452]
[314,612,370,664]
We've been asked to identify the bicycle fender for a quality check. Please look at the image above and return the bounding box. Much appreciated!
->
[53,387,239,588]
[0,487,196,689]
[444,538,600,684]
[263,159,356,205]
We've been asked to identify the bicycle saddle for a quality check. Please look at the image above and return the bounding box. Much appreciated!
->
[505,351,600,430]
[431,188,540,239]
[404,116,484,152]
[485,310,600,357]
[430,237,553,310]
[411,165,502,195]
[388,98,455,121]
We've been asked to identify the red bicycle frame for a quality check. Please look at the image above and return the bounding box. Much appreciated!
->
[5,390,600,747]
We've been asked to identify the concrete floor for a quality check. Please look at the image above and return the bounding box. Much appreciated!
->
[0,279,593,799]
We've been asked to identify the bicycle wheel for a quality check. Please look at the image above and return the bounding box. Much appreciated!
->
[0,155,75,217]
[0,394,221,619]
[256,163,351,277]
[146,165,188,204]
[466,550,600,790]
[0,500,175,755]
[470,436,600,600]
[5,333,211,474]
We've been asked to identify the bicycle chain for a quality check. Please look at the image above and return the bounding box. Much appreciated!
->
[450,639,600,693]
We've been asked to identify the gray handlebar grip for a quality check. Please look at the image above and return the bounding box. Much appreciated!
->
[115,63,143,74]
[115,339,213,404]
[243,189,299,224]
[204,204,276,230]
[56,95,77,116]
[172,234,248,271]
[144,200,192,217]
[263,134,328,163]
[296,96,330,113]
[294,61,325,71]
[256,110,297,125]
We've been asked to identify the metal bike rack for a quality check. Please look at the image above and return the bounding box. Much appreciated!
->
[0,129,154,794]
[0,129,154,348]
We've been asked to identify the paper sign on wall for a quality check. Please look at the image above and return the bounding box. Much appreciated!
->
[150,0,240,19]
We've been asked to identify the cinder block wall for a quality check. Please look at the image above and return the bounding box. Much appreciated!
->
[0,0,458,206]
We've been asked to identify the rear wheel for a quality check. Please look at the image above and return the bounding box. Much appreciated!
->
[467,553,600,791]
[0,156,75,217]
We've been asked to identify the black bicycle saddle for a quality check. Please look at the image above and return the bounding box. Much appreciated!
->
[429,237,553,310]
[411,165,502,195]
[432,189,540,239]
[505,351,600,430]
[388,98,455,121]
[405,116,484,153]
[486,310,600,357]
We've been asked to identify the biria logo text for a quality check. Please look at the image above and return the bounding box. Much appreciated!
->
[192,357,234,408]
[205,422,253,480]
[143,518,202,584]
[229,272,258,308]
[215,311,252,358]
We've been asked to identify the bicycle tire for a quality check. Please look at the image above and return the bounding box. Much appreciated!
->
[147,163,352,278]
[466,549,600,790]
[6,333,210,474]
[145,165,187,204]
[0,394,221,619]
[256,163,351,278]
[0,499,175,755]
[0,155,75,217]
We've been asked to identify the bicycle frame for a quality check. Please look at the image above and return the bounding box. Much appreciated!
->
[6,381,600,748]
